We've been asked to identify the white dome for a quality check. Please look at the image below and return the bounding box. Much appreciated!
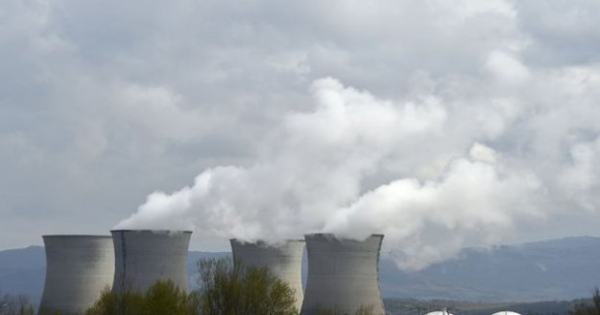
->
[425,311,454,315]
[491,312,522,315]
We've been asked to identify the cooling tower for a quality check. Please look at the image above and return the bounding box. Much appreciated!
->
[111,230,191,294]
[38,235,114,315]
[301,233,385,315]
[230,239,305,311]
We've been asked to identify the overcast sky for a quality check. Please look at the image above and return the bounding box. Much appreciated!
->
[2,0,600,267]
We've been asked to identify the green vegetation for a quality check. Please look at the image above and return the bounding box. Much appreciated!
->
[197,257,297,315]
[85,257,298,315]
[313,305,375,315]
[0,293,34,315]
[85,281,195,315]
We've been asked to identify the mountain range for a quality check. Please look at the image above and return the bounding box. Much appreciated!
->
[2,236,600,306]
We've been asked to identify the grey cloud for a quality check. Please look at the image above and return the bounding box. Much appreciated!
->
[1,0,600,269]
[514,0,600,66]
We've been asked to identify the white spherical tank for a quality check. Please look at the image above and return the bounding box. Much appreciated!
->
[301,233,385,315]
[230,239,305,311]
[491,312,522,315]
[111,230,192,294]
[38,235,114,315]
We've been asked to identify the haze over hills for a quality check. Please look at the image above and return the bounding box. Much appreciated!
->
[380,236,600,302]
[2,236,600,306]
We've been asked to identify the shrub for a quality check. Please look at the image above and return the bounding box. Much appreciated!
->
[314,305,376,315]
[196,257,298,315]
[86,257,298,315]
[85,281,193,315]
[570,287,600,315]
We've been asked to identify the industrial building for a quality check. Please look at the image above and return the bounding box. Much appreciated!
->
[301,233,385,315]
[38,235,114,315]
[111,229,192,294]
[37,229,394,314]
[230,239,305,311]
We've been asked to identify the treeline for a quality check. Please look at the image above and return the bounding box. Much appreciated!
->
[9,258,600,315]
[0,293,34,315]
[385,289,600,315]
[32,257,374,315]
[85,257,299,315]
[385,298,574,315]
[569,288,600,315]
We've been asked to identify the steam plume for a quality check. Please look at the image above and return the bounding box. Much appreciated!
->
[117,77,543,269]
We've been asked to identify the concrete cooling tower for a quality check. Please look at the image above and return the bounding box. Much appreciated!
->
[230,239,305,311]
[301,233,385,315]
[38,235,114,315]
[111,230,191,294]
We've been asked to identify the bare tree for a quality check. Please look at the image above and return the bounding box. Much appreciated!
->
[196,257,298,315]
[570,288,600,315]
[0,293,35,315]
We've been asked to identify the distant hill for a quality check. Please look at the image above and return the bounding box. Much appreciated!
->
[2,236,600,306]
[0,247,230,306]
[0,246,45,303]
[380,236,600,302]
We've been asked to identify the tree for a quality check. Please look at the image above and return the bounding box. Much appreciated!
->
[196,257,298,315]
[0,293,35,315]
[85,281,194,315]
[144,281,196,315]
[570,288,600,315]
[313,305,376,315]
[86,257,298,315]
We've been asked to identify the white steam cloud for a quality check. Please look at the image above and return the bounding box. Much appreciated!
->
[4,0,600,256]
[116,77,550,270]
